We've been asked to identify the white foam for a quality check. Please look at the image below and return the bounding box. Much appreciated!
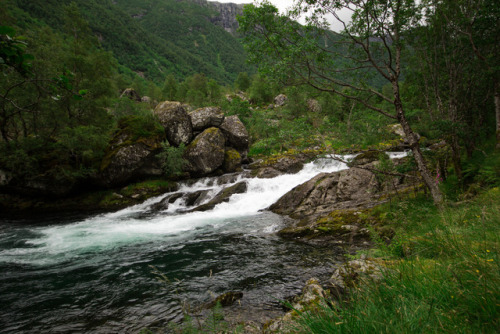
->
[2,153,408,265]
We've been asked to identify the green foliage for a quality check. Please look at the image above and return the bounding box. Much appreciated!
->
[117,110,164,141]
[158,142,186,177]
[234,72,250,91]
[12,0,251,85]
[162,73,178,101]
[295,186,500,333]
[248,74,274,105]
[0,25,33,75]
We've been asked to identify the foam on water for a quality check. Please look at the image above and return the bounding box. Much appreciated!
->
[0,153,407,266]
[0,157,351,265]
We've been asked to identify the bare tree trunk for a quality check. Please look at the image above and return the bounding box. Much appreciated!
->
[393,84,443,205]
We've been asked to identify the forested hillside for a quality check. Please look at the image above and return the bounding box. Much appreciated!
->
[8,0,249,84]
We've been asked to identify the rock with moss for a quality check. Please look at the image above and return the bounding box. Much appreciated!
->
[253,166,281,178]
[189,106,225,131]
[98,143,159,187]
[219,115,249,151]
[183,127,226,176]
[0,170,12,186]
[266,278,327,333]
[330,258,384,291]
[223,148,242,173]
[204,291,244,309]
[274,94,287,107]
[269,164,381,220]
[250,152,310,176]
[97,123,163,187]
[154,101,193,146]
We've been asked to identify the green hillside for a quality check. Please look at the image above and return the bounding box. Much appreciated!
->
[10,0,249,84]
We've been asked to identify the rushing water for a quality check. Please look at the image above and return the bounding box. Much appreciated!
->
[0,154,405,333]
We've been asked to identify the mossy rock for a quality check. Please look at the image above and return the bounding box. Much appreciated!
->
[223,148,241,173]
[183,127,226,176]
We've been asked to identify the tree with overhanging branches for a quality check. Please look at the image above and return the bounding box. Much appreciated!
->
[238,0,444,205]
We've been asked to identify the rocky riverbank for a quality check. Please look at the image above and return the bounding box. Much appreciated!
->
[164,150,423,332]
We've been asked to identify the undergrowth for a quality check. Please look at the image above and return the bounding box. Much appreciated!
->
[294,151,499,333]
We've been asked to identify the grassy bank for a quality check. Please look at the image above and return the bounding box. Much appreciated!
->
[294,174,499,332]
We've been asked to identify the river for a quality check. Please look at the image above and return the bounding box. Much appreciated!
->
[0,156,370,333]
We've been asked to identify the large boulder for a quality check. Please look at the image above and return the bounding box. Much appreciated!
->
[189,106,225,131]
[97,125,163,187]
[154,101,193,146]
[269,164,380,219]
[183,127,226,176]
[219,115,249,151]
[98,140,161,187]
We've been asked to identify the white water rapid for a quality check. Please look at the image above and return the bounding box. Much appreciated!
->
[0,152,409,333]
[0,156,358,266]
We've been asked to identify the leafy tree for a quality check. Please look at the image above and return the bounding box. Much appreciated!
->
[0,4,117,184]
[162,73,178,101]
[234,71,251,91]
[239,0,445,204]
[248,74,274,105]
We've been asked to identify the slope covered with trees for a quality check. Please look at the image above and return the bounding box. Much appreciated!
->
[9,0,250,84]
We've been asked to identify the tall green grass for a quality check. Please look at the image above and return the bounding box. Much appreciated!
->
[295,187,499,333]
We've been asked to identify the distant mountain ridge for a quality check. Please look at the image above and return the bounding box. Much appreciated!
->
[189,0,244,34]
[10,0,250,84]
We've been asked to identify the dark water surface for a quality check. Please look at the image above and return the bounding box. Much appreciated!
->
[0,159,351,333]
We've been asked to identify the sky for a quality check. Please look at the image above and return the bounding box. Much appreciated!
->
[211,0,350,32]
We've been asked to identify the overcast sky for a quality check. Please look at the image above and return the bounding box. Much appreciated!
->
[211,0,349,31]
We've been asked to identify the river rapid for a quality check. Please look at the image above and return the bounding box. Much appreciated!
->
[0,155,387,333]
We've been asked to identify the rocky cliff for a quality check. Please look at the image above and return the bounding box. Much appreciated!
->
[188,0,244,34]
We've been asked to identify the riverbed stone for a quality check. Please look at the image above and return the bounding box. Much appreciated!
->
[191,181,247,212]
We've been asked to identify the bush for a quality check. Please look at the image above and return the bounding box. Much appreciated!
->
[158,142,186,177]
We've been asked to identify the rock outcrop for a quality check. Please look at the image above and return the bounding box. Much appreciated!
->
[270,158,416,244]
[154,101,193,146]
[269,162,383,220]
[219,115,249,150]
[183,127,226,176]
[191,181,247,212]
[189,0,244,34]
[189,106,225,131]
[98,130,163,187]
